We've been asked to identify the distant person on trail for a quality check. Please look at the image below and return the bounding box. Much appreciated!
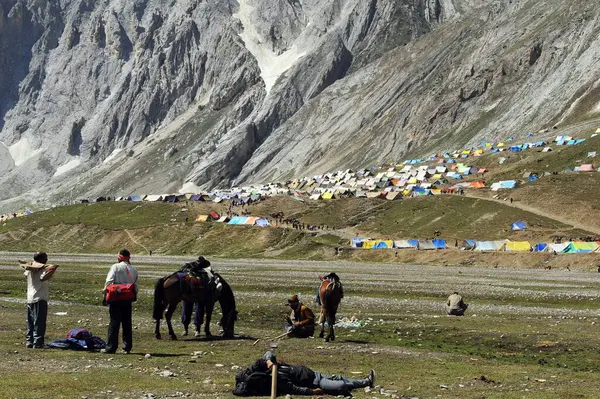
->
[445,292,468,316]
[102,249,138,354]
[20,252,58,348]
[285,295,315,338]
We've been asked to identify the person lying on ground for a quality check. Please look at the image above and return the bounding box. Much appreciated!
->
[232,351,375,396]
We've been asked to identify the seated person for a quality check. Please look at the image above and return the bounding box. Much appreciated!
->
[445,292,469,316]
[285,295,315,338]
[232,351,375,396]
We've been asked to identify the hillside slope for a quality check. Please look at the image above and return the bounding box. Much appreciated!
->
[1,0,600,210]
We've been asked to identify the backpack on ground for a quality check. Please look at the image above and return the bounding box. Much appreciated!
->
[232,368,272,396]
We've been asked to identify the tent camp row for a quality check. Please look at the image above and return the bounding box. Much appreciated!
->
[352,238,600,253]
[352,238,448,249]
[195,214,271,227]
[115,192,265,203]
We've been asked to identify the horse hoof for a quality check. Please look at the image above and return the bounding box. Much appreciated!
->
[155,334,162,340]
[330,336,335,341]
[324,337,330,343]
[318,332,324,338]
[169,335,178,341]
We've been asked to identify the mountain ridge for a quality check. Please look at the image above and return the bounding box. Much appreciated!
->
[1,0,599,212]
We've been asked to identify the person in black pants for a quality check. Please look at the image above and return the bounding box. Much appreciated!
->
[101,249,138,354]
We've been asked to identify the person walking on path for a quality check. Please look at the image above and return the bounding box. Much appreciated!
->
[21,252,57,348]
[102,249,138,354]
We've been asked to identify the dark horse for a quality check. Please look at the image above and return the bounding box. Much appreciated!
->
[318,274,343,342]
[153,271,237,340]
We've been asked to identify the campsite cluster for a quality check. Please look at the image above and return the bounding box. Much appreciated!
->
[351,237,600,254]
[3,131,599,234]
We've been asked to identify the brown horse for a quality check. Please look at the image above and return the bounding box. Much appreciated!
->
[153,271,237,340]
[318,274,343,342]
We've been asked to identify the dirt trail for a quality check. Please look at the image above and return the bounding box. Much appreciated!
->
[466,193,600,235]
[124,229,150,253]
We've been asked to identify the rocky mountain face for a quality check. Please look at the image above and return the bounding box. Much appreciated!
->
[1,0,600,210]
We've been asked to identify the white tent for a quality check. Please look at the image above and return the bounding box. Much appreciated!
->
[474,240,509,251]
[546,243,570,253]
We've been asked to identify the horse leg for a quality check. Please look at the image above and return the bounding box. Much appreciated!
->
[204,299,215,338]
[318,307,325,338]
[165,303,178,340]
[182,300,193,336]
[155,319,162,340]
[194,302,203,337]
[328,310,336,342]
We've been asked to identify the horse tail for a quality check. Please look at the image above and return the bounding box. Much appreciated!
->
[153,278,165,320]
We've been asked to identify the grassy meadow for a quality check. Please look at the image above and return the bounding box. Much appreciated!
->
[2,254,600,398]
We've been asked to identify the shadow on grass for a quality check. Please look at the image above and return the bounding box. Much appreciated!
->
[341,339,370,344]
[146,353,191,358]
[187,334,258,342]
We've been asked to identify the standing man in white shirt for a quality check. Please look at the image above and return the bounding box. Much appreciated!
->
[22,252,56,348]
[101,249,138,354]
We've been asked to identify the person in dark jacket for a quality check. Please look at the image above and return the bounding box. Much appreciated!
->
[232,351,375,396]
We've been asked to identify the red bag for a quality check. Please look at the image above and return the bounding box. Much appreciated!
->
[105,266,136,303]
[105,283,136,302]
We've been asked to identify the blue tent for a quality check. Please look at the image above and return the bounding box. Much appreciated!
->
[534,243,548,252]
[352,238,366,248]
[432,239,447,249]
[511,221,527,231]
[375,241,390,249]
[408,240,419,248]
[528,175,539,182]
[254,218,270,227]
[164,195,178,203]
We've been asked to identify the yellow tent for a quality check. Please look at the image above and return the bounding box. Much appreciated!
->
[362,240,375,249]
[595,128,600,133]
[321,192,334,200]
[408,177,418,184]
[430,189,442,195]
[432,173,443,179]
[461,150,471,155]
[497,142,505,147]
[196,215,209,222]
[504,241,531,251]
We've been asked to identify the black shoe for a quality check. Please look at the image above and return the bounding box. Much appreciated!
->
[26,343,33,349]
[368,369,376,388]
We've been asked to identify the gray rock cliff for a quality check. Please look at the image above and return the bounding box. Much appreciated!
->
[1,0,600,210]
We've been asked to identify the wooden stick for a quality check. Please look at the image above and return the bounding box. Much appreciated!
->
[252,339,260,346]
[270,331,289,341]
[270,363,278,399]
